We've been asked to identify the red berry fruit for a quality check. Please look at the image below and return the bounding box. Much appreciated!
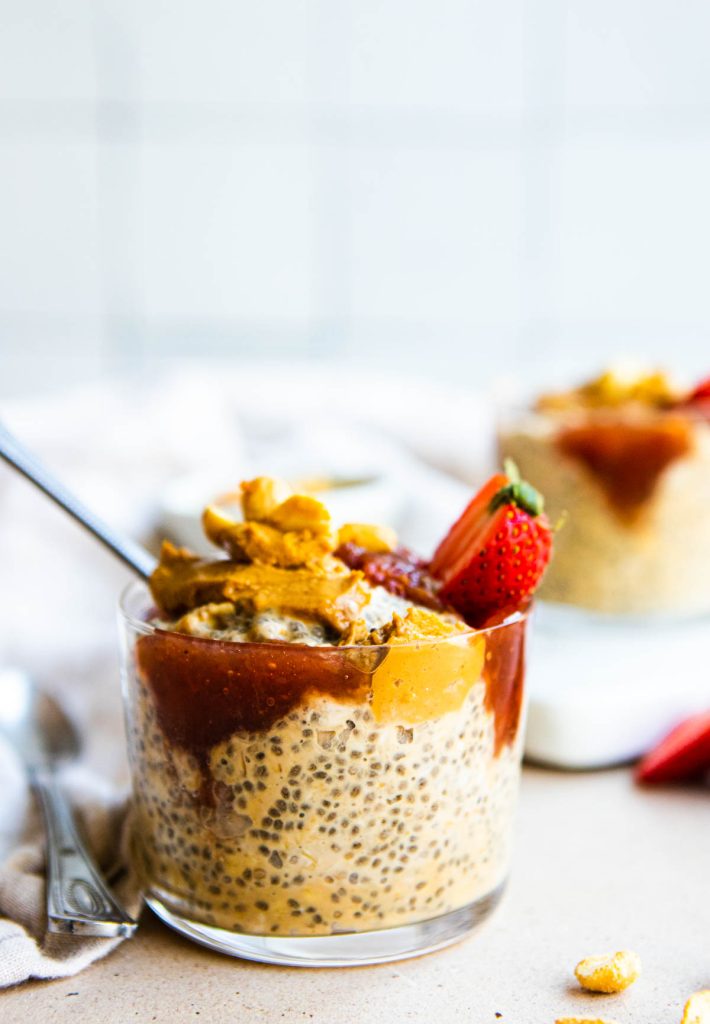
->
[675,374,710,420]
[430,461,553,627]
[687,375,710,403]
[636,710,710,785]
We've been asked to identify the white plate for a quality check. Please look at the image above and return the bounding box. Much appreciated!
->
[525,603,710,769]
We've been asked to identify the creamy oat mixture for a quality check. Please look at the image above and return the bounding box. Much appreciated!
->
[127,675,521,935]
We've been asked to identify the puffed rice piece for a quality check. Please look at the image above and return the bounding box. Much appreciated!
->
[241,477,292,522]
[556,1018,621,1024]
[574,950,641,993]
[681,991,710,1024]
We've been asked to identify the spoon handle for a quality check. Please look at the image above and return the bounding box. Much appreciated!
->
[33,768,138,937]
[0,421,156,580]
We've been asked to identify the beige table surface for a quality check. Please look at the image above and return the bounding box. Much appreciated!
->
[3,766,708,1024]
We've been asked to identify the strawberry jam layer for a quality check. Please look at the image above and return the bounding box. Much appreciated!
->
[482,614,526,755]
[135,614,526,778]
[556,414,692,519]
[136,631,375,755]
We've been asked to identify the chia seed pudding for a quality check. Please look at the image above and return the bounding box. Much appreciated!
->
[119,477,528,941]
[499,368,710,616]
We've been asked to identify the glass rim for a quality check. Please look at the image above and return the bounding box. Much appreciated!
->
[497,400,707,423]
[119,579,528,653]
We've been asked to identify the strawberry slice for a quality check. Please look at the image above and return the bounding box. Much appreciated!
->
[429,472,508,578]
[675,375,710,420]
[687,376,710,403]
[636,710,710,785]
[431,461,553,627]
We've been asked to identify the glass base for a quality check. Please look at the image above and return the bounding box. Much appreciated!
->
[146,883,506,967]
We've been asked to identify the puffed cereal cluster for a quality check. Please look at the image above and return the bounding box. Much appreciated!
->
[574,950,642,994]
[555,949,710,1024]
[682,991,710,1024]
[556,1018,620,1024]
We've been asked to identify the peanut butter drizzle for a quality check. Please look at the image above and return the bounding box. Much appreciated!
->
[556,414,692,520]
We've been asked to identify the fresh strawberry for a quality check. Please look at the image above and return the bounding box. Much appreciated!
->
[687,375,710,403]
[431,461,553,626]
[676,375,710,419]
[429,472,509,578]
[635,710,710,785]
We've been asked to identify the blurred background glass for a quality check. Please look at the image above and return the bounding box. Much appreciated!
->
[2,1,710,397]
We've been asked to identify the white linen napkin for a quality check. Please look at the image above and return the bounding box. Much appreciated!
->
[0,364,484,986]
[0,740,141,989]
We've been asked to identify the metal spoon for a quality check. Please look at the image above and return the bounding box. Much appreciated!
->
[0,668,137,936]
[0,423,147,936]
[0,420,156,579]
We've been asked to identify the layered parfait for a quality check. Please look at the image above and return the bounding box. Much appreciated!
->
[120,469,552,947]
[499,367,710,616]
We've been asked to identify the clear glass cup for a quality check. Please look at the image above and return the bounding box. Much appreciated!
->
[498,402,710,618]
[119,581,528,966]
